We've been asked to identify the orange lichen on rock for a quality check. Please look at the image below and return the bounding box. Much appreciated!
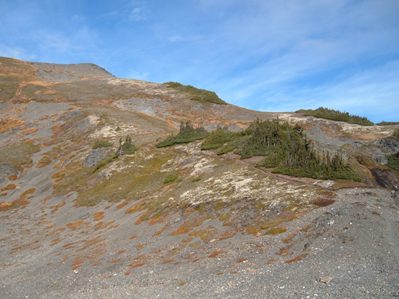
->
[125,202,146,214]
[50,201,65,214]
[285,254,307,264]
[218,230,237,240]
[170,216,206,236]
[208,248,224,258]
[37,156,52,168]
[93,211,105,221]
[0,188,33,212]
[21,127,38,135]
[8,175,18,181]
[0,118,25,133]
[1,184,17,193]
[71,257,84,270]
[116,200,128,209]
[66,220,86,230]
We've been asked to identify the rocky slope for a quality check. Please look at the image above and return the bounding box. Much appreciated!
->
[1,57,398,298]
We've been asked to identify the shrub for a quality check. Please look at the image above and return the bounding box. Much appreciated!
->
[163,82,226,104]
[156,121,208,148]
[297,107,374,126]
[92,139,113,149]
[201,127,242,150]
[117,136,137,155]
[387,152,399,171]
[393,129,399,139]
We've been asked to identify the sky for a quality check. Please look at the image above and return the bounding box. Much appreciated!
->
[1,0,398,122]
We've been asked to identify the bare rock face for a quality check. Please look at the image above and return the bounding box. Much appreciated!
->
[84,148,110,168]
[31,62,113,82]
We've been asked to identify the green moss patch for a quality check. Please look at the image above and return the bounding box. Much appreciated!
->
[297,107,374,126]
[163,82,226,104]
[0,141,40,171]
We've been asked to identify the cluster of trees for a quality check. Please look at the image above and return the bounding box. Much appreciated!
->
[241,119,358,180]
[297,107,374,126]
[156,121,207,148]
[200,119,358,180]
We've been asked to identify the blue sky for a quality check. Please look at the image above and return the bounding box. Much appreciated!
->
[1,0,398,122]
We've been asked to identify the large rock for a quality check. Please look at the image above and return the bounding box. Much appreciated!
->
[84,148,110,168]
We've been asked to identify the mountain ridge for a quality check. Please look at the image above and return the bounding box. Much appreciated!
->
[1,56,399,298]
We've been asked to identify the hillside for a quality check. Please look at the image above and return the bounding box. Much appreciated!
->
[1,57,399,298]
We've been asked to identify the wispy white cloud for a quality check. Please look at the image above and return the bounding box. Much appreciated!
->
[128,0,147,21]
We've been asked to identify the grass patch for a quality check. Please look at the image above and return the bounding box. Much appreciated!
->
[387,152,399,171]
[92,139,113,149]
[156,121,208,148]
[393,129,399,139]
[0,141,40,171]
[164,82,226,104]
[297,107,374,126]
[163,173,179,184]
[76,153,171,206]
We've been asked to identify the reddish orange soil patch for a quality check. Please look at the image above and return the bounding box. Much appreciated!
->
[147,214,165,225]
[312,198,336,207]
[8,175,18,181]
[153,223,169,237]
[189,227,217,243]
[170,216,207,236]
[50,238,61,246]
[50,201,65,214]
[1,184,17,191]
[282,230,299,244]
[94,220,115,231]
[135,243,146,250]
[0,202,13,212]
[93,211,105,221]
[236,257,248,263]
[21,187,36,197]
[116,248,127,255]
[277,247,290,256]
[21,127,38,135]
[71,257,85,270]
[171,225,190,236]
[208,248,224,258]
[285,254,307,264]
[36,156,52,168]
[134,211,152,225]
[128,258,146,269]
[0,190,31,211]
[63,242,78,249]
[218,230,237,240]
[78,236,104,251]
[66,220,86,230]
[116,200,128,209]
[125,202,146,214]
[51,171,65,183]
[0,118,24,133]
